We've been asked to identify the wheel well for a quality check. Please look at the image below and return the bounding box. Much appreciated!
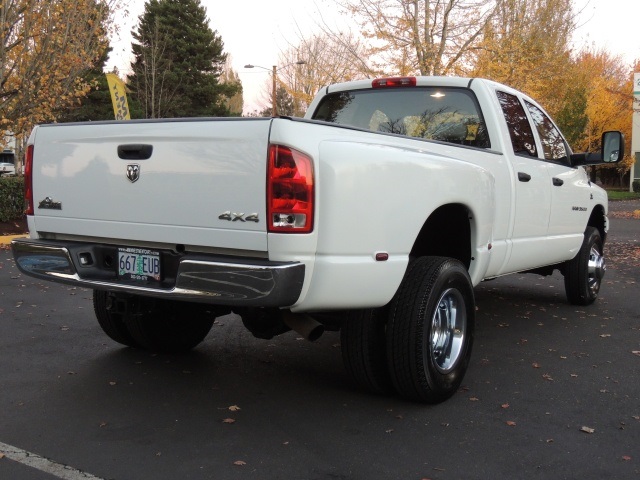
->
[410,204,472,268]
[588,205,606,243]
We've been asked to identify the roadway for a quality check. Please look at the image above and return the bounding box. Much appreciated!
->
[0,203,638,479]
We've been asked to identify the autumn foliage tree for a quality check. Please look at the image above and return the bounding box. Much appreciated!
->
[469,0,577,117]
[0,0,115,144]
[569,49,635,185]
[220,56,243,117]
[275,32,370,116]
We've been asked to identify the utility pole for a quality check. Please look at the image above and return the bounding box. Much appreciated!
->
[272,65,277,117]
[244,61,307,117]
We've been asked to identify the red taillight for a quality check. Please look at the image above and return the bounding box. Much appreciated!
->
[372,77,417,88]
[24,144,34,215]
[267,145,314,233]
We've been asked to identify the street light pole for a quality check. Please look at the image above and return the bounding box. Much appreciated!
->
[244,61,306,117]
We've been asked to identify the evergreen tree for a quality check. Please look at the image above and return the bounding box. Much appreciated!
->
[128,0,240,118]
[259,86,296,117]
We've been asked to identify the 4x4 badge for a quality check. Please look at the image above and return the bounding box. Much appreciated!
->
[218,211,259,223]
[126,164,140,183]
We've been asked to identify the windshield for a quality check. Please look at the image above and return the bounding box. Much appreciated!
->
[312,87,490,148]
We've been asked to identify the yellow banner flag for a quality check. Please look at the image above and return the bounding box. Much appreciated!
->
[106,73,131,120]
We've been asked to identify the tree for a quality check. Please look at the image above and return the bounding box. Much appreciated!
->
[1,0,115,143]
[56,47,116,122]
[220,56,243,116]
[276,32,371,116]
[569,49,635,186]
[337,0,499,76]
[128,0,240,118]
[256,85,295,117]
[469,0,577,117]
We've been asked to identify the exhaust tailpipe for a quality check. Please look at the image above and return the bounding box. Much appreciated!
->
[282,311,324,342]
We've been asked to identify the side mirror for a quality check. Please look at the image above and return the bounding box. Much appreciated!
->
[602,131,624,163]
[570,131,625,166]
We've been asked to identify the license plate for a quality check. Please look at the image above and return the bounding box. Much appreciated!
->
[118,247,161,281]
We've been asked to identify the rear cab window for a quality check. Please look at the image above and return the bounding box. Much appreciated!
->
[311,87,491,149]
[496,91,538,158]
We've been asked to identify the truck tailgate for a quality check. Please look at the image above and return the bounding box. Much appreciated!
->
[31,119,271,252]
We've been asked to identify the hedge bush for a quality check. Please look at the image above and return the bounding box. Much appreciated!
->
[0,176,25,221]
[633,180,640,193]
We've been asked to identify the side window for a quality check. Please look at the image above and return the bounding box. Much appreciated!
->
[524,100,568,162]
[496,91,537,158]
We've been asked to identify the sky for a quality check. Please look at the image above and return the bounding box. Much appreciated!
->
[106,0,640,115]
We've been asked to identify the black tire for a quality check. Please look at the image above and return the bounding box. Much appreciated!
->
[564,227,605,306]
[386,256,475,403]
[123,298,215,353]
[93,290,140,348]
[340,308,393,395]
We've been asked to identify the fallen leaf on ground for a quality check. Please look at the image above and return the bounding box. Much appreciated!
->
[632,351,640,357]
[622,456,632,461]
[580,426,595,434]
[532,363,540,369]
[228,405,241,412]
[222,418,236,424]
[506,421,516,426]
[599,334,611,338]
[501,403,510,409]
[233,460,246,466]
[542,374,553,381]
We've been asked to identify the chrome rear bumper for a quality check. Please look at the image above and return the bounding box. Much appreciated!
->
[12,238,304,307]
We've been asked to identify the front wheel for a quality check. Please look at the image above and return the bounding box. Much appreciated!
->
[564,227,605,306]
[386,257,475,403]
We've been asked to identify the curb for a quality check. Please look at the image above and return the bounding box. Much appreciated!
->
[0,234,27,245]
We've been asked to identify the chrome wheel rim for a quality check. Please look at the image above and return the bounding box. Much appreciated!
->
[428,288,466,374]
[587,245,605,296]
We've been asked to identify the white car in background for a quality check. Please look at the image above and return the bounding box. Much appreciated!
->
[0,149,15,176]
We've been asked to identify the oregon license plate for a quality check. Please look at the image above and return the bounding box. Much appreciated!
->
[117,247,161,281]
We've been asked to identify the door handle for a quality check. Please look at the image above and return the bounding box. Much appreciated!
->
[118,144,153,160]
[518,172,531,182]
[552,177,564,186]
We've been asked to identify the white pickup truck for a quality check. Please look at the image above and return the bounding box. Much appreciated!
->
[12,76,624,403]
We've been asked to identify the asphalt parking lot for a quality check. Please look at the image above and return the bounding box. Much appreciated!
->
[0,201,638,480]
